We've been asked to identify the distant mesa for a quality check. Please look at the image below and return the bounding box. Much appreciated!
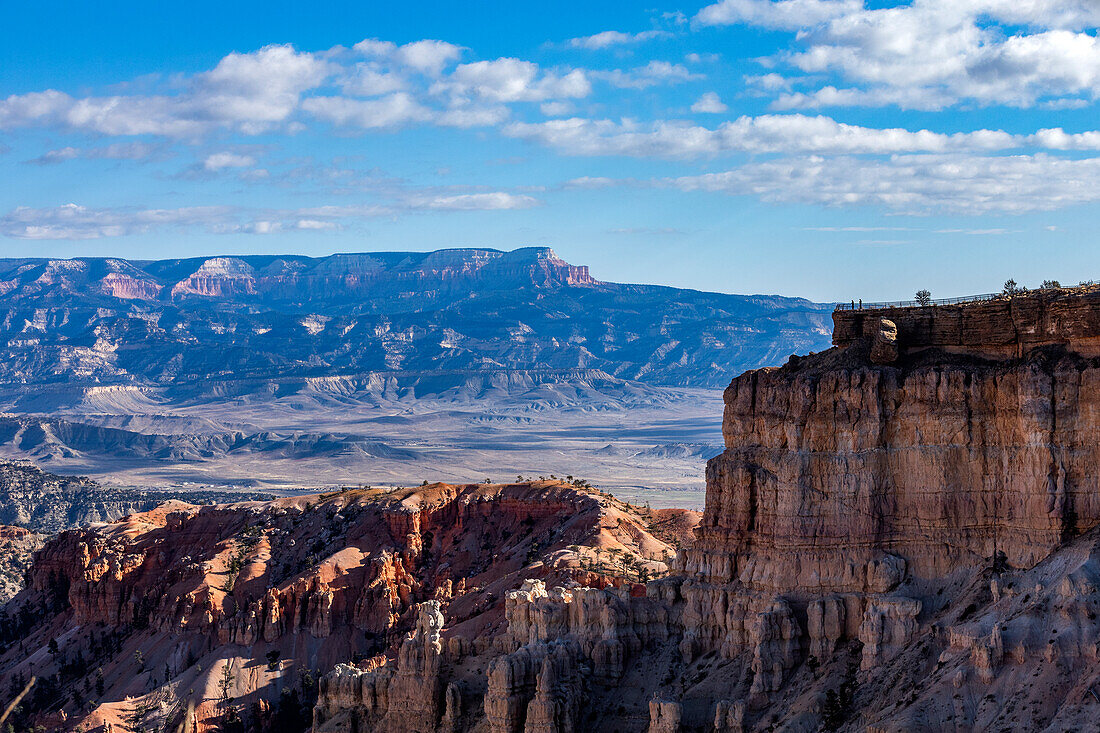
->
[0,247,833,390]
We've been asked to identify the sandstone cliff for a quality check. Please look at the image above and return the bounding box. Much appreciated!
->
[832,285,1100,359]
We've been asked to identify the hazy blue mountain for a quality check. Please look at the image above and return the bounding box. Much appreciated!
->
[0,247,831,390]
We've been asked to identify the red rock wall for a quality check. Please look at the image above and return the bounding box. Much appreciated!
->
[832,288,1100,359]
[683,354,1100,590]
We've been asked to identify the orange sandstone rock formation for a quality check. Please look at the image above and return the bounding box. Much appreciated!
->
[0,481,689,732]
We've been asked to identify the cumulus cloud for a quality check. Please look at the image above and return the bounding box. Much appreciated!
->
[696,0,862,30]
[0,45,329,137]
[691,92,728,113]
[0,38,587,140]
[436,58,590,102]
[302,93,433,128]
[203,152,256,170]
[567,30,671,50]
[354,39,464,77]
[697,0,1100,110]
[340,63,407,96]
[539,101,574,117]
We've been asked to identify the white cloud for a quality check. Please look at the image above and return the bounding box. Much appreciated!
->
[0,39,549,140]
[0,203,235,239]
[396,40,464,76]
[435,105,511,128]
[341,62,407,96]
[691,92,728,113]
[90,142,162,160]
[594,61,701,90]
[203,152,256,170]
[25,147,81,165]
[685,52,721,64]
[352,38,464,77]
[303,93,433,128]
[504,114,1042,158]
[540,101,575,117]
[296,219,339,230]
[0,44,329,137]
[25,142,162,165]
[663,153,1100,214]
[196,44,330,126]
[567,30,671,50]
[696,0,862,30]
[423,192,538,210]
[699,0,1100,110]
[746,73,793,91]
[438,59,591,102]
[0,190,542,239]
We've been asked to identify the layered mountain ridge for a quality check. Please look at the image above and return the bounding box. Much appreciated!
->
[0,247,830,390]
[0,247,827,496]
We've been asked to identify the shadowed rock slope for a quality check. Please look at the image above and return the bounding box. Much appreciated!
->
[0,459,270,533]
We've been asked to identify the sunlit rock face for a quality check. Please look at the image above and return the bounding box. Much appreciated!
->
[2,480,694,732]
[685,349,1100,590]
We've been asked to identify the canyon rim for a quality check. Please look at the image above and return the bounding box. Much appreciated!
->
[3,286,1100,731]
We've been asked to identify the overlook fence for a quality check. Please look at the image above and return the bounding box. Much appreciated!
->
[835,292,1004,312]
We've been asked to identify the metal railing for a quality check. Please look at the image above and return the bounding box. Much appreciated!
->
[834,292,1002,312]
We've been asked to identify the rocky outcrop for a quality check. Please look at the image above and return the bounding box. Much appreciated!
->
[0,525,45,601]
[313,601,447,733]
[0,459,223,532]
[683,346,1100,588]
[0,480,691,732]
[832,285,1100,359]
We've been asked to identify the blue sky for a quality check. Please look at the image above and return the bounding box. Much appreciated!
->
[1,0,1099,301]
